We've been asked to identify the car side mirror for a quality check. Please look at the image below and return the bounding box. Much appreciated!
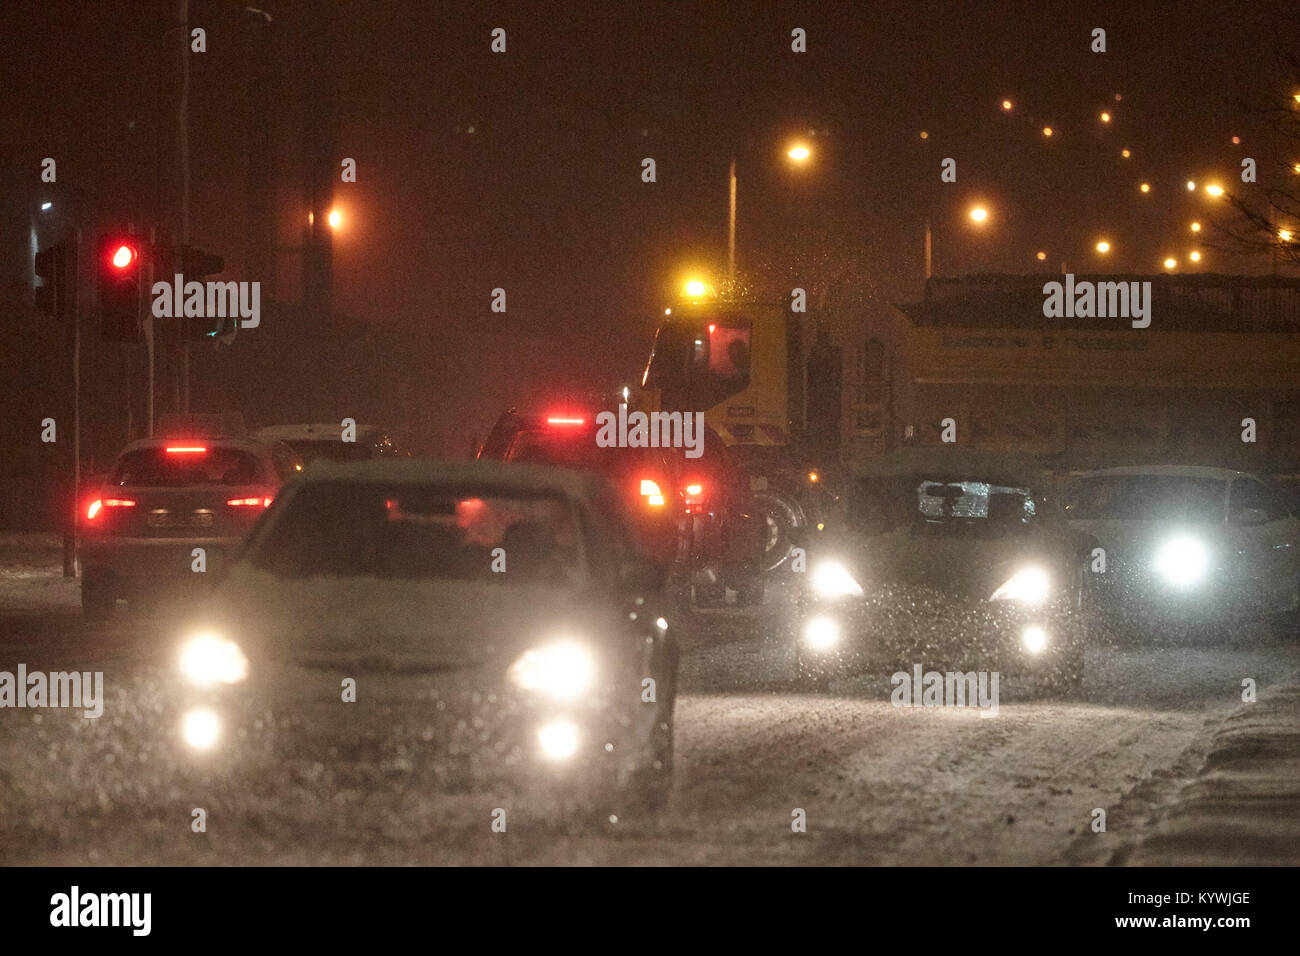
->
[619,555,668,593]
[1232,507,1272,527]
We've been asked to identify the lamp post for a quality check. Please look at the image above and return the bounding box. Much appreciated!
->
[727,142,813,282]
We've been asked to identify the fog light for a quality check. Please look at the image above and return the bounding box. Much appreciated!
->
[538,720,579,760]
[182,707,221,750]
[804,615,841,651]
[1022,626,1048,654]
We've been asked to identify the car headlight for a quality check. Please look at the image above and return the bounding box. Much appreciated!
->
[537,720,580,760]
[1021,625,1048,654]
[179,632,249,686]
[509,641,596,701]
[810,560,864,598]
[990,566,1051,605]
[181,707,222,750]
[803,615,841,651]
[1153,534,1209,587]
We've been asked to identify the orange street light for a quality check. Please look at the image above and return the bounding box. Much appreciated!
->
[1095,240,1111,254]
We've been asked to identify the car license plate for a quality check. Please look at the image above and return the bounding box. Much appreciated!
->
[148,510,214,528]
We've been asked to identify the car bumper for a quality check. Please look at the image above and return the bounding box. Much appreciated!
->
[81,536,238,581]
[796,589,1082,677]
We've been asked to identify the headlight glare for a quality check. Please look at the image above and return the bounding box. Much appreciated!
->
[804,615,841,651]
[990,566,1051,605]
[1153,534,1209,587]
[509,641,596,701]
[810,560,864,598]
[179,632,249,686]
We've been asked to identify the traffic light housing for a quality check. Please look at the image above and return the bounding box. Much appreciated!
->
[181,245,230,340]
[34,239,76,318]
[98,234,144,343]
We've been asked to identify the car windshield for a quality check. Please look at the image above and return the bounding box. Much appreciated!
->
[848,474,1040,537]
[1064,475,1226,522]
[250,482,585,583]
[110,446,264,487]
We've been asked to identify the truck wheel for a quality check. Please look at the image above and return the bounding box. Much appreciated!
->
[81,573,114,619]
[754,490,804,572]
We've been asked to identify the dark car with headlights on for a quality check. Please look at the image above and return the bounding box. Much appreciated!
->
[793,450,1091,694]
[1064,465,1300,642]
[171,459,678,811]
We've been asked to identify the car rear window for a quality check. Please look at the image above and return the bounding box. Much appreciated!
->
[110,446,265,487]
[250,482,585,583]
[505,428,669,479]
[1064,475,1226,522]
[848,474,1040,536]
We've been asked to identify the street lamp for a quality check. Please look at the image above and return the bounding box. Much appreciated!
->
[728,141,813,281]
[1095,240,1111,254]
[925,203,992,279]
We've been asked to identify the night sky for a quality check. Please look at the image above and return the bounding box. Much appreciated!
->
[2,0,1296,477]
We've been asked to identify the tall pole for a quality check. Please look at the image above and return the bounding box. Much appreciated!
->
[728,158,737,281]
[177,0,191,413]
[923,216,932,281]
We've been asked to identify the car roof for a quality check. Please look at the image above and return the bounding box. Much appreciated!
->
[296,457,608,503]
[1071,465,1247,480]
[851,447,1052,488]
[254,423,384,440]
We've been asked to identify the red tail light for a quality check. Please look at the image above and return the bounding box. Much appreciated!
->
[227,496,273,508]
[166,446,207,454]
[683,482,708,514]
[546,416,586,426]
[87,497,136,520]
[639,478,665,507]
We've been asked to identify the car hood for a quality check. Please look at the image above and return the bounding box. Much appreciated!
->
[824,527,1062,600]
[207,566,604,674]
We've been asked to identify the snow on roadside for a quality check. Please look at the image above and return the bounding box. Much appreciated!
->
[0,534,81,613]
[1101,678,1300,865]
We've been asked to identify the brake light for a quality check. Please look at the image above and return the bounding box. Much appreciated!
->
[227,496,272,507]
[546,416,585,426]
[166,446,207,454]
[87,498,136,520]
[639,479,665,507]
[683,482,708,514]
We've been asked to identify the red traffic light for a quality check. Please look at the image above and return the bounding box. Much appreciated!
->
[109,243,138,270]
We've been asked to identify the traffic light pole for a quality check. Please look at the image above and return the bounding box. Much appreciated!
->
[62,228,83,578]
